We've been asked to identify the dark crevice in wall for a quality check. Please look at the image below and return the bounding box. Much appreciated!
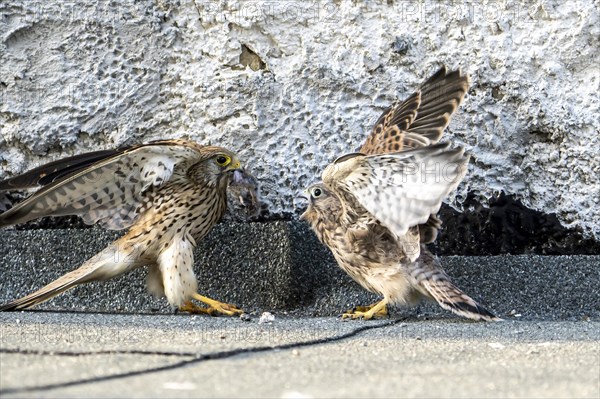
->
[430,193,600,255]
[237,44,266,71]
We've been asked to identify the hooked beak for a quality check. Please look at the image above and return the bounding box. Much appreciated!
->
[297,189,310,202]
[227,160,244,183]
[294,189,310,215]
[227,160,242,171]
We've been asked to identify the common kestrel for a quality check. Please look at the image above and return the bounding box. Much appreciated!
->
[301,66,500,321]
[0,139,257,315]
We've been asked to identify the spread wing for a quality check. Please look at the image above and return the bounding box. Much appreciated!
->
[0,140,211,230]
[323,143,469,238]
[360,66,470,155]
[359,66,470,243]
[0,149,121,191]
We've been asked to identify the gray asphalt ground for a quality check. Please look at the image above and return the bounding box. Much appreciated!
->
[1,313,598,398]
[0,222,599,397]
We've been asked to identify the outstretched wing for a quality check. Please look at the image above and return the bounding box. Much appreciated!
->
[0,148,121,213]
[0,140,211,230]
[360,66,470,155]
[359,66,470,243]
[0,149,121,191]
[323,143,469,239]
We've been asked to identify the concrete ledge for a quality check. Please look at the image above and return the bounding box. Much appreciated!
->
[0,221,598,320]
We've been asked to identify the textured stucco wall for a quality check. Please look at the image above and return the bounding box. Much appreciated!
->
[0,1,598,236]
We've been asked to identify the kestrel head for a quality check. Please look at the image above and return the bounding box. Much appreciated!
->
[299,183,342,226]
[189,147,242,189]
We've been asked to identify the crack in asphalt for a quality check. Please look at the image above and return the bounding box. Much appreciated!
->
[0,318,405,395]
[0,348,197,357]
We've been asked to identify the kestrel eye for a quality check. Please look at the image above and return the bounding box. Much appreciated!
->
[216,155,231,166]
[312,187,322,198]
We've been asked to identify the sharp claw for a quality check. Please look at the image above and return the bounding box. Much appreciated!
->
[182,295,244,317]
[205,303,243,317]
[340,301,388,320]
[215,303,243,316]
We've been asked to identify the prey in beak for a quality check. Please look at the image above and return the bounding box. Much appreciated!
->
[226,168,261,220]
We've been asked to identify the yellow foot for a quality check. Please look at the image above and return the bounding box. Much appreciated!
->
[342,300,388,320]
[180,302,214,315]
[179,293,244,317]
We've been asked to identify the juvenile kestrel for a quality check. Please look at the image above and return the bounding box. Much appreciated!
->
[0,139,257,315]
[301,66,500,321]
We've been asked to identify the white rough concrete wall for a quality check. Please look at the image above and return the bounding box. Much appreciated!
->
[0,1,598,236]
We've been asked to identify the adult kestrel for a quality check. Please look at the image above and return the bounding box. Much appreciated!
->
[301,66,500,321]
[0,139,257,315]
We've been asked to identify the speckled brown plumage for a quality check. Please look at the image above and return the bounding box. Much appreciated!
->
[0,139,257,315]
[302,66,500,321]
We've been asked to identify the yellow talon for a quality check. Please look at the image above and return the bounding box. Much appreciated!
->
[342,300,388,320]
[179,293,244,316]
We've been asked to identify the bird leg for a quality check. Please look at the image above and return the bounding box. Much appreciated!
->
[179,293,243,316]
[342,299,389,320]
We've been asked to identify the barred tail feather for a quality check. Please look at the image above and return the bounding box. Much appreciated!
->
[421,278,501,322]
[0,242,133,311]
[0,271,88,311]
[408,250,501,322]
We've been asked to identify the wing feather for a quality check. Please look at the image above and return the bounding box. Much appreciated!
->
[0,140,209,229]
[360,66,470,155]
[324,143,469,238]
[0,149,121,191]
[357,66,470,243]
